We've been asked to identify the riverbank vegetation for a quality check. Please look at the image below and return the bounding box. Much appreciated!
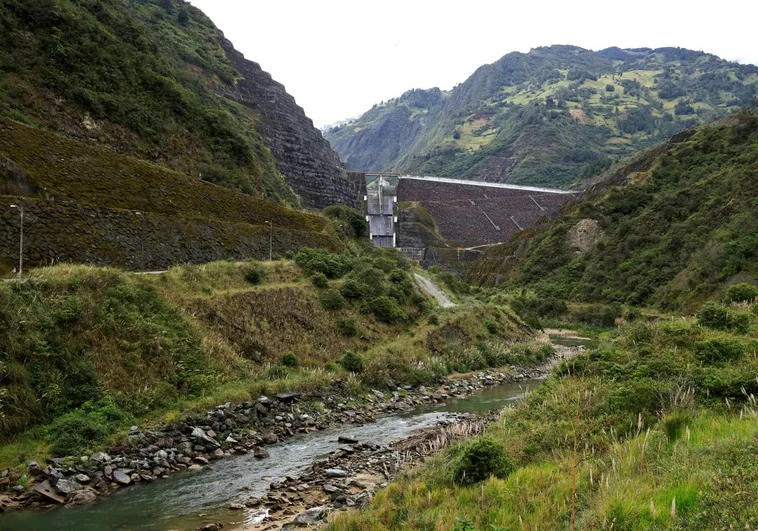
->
[331,299,758,529]
[0,246,534,471]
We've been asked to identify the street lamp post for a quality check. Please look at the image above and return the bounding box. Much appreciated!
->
[135,211,145,271]
[9,204,23,276]
[264,220,273,261]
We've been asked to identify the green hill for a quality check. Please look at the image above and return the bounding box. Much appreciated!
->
[467,110,758,312]
[326,46,758,189]
[0,0,355,208]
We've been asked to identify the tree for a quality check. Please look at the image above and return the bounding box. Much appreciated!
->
[452,129,461,140]
[177,8,189,26]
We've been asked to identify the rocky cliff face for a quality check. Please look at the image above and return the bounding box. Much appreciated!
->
[219,37,359,209]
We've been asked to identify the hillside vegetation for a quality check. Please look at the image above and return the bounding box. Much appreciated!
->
[0,248,532,463]
[467,111,758,312]
[332,306,758,530]
[0,0,300,201]
[327,46,758,188]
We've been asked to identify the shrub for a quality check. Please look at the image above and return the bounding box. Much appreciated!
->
[374,257,396,273]
[485,321,500,334]
[695,338,743,364]
[245,266,264,285]
[369,296,405,324]
[48,398,131,456]
[295,248,353,279]
[323,205,367,239]
[624,307,642,321]
[267,365,289,380]
[534,297,568,318]
[570,304,620,327]
[361,351,433,388]
[340,278,369,299]
[697,302,750,333]
[427,314,440,326]
[725,283,758,304]
[336,317,358,337]
[321,289,345,311]
[310,272,329,289]
[340,351,365,373]
[280,352,299,368]
[452,437,514,486]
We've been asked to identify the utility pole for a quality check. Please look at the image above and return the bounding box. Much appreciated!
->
[135,211,145,271]
[264,220,273,261]
[9,203,23,276]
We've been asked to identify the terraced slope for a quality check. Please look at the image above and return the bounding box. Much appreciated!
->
[0,119,339,273]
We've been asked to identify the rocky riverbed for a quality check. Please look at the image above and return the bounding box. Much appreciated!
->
[0,342,580,522]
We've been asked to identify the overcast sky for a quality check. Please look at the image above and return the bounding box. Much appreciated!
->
[189,0,758,128]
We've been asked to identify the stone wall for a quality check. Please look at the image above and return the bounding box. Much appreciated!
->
[218,35,359,210]
[0,197,338,274]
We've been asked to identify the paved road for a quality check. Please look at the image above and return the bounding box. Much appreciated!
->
[414,273,456,308]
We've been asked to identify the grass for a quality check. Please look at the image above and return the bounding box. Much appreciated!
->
[0,249,535,469]
[330,310,758,529]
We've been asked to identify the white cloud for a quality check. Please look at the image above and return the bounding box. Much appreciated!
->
[189,0,758,127]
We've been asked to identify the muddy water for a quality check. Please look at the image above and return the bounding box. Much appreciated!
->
[0,380,538,531]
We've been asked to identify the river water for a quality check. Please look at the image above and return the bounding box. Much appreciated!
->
[0,380,538,531]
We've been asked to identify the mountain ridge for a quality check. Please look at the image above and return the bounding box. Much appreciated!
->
[326,45,758,189]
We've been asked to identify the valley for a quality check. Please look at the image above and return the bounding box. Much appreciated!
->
[0,0,757,529]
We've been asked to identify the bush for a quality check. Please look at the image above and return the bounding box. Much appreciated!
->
[295,248,353,279]
[428,314,440,326]
[321,289,345,311]
[323,205,367,239]
[697,302,750,333]
[245,266,264,285]
[534,297,568,318]
[725,283,758,304]
[340,351,365,373]
[310,272,329,289]
[624,307,642,321]
[369,296,405,324]
[336,317,358,337]
[695,338,743,364]
[280,352,299,368]
[485,321,500,334]
[452,437,514,486]
[374,257,396,273]
[267,365,289,380]
[570,304,620,327]
[48,398,131,456]
[340,278,369,299]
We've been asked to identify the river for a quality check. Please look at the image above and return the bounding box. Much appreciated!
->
[0,380,538,531]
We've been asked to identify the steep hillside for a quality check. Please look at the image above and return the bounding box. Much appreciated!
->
[327,46,758,188]
[0,119,339,273]
[467,110,758,312]
[0,250,529,455]
[0,0,356,208]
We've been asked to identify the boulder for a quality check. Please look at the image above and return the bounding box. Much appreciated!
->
[112,471,131,485]
[253,447,270,459]
[67,487,98,506]
[324,468,348,478]
[293,506,326,525]
[54,479,81,496]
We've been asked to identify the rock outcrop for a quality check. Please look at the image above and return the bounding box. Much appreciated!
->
[219,36,361,209]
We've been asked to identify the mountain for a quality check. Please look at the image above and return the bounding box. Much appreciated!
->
[326,46,758,189]
[466,108,758,312]
[0,0,357,208]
